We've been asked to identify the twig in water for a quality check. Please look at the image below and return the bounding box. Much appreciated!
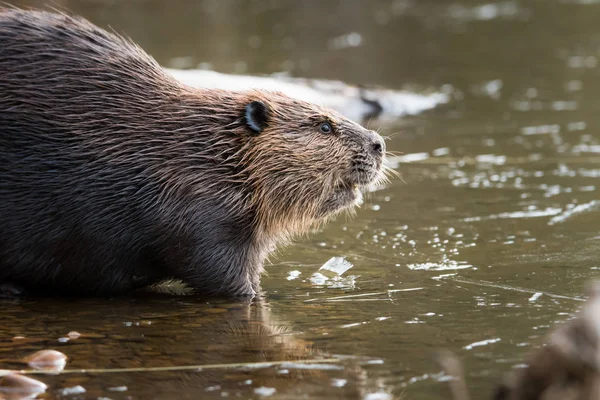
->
[9,358,342,376]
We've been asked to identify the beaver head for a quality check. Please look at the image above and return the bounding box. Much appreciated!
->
[233,91,388,239]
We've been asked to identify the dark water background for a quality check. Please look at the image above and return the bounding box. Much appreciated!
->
[4,0,600,399]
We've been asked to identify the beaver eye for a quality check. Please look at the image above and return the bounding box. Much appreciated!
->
[319,122,333,134]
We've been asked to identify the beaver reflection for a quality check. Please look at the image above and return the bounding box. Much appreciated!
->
[2,291,389,399]
[146,294,383,400]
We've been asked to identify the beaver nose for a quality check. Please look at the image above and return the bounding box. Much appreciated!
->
[370,134,385,156]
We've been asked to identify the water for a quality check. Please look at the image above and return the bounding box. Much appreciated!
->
[4,0,600,398]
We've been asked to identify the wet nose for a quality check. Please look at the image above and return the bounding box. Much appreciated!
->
[370,133,385,156]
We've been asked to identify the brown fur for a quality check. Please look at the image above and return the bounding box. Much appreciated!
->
[0,8,388,297]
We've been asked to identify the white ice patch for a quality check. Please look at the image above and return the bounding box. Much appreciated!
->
[310,257,357,289]
[320,257,354,275]
[287,270,301,281]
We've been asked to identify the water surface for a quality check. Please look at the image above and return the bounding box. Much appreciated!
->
[4,0,600,399]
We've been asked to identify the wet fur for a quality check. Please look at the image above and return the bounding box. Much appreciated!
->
[0,9,388,297]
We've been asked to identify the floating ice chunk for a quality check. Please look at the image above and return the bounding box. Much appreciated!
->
[311,258,357,289]
[310,272,329,285]
[320,257,353,276]
[287,270,301,281]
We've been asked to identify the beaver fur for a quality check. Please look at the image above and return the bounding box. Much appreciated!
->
[0,9,387,297]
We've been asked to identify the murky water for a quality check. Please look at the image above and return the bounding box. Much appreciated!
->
[4,0,600,399]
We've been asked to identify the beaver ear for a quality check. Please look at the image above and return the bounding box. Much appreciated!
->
[245,101,269,134]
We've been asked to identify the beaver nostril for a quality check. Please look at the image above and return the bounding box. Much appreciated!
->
[372,142,382,154]
[371,138,385,156]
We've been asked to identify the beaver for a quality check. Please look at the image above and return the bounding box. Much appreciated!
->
[0,9,387,297]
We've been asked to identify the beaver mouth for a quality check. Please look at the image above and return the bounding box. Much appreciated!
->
[318,183,363,217]
[319,176,375,218]
[318,160,384,218]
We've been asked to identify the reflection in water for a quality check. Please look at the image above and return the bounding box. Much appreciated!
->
[0,294,390,399]
[4,0,600,399]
